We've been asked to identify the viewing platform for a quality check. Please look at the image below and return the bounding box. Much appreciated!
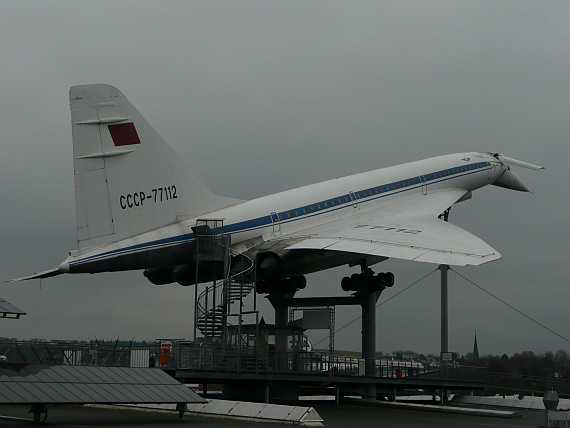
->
[0,339,487,402]
[4,339,570,404]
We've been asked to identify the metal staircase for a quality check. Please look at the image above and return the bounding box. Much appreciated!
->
[196,250,255,338]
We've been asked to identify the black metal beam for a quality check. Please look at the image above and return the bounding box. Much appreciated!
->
[281,296,363,307]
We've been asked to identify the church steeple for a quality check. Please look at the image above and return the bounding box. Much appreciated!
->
[473,332,479,361]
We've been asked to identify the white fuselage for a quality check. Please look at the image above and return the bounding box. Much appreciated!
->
[60,152,506,274]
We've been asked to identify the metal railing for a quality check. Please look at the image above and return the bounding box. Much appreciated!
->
[5,340,570,395]
[485,372,570,397]
[0,340,479,381]
[0,340,163,367]
[195,244,255,338]
[175,342,485,381]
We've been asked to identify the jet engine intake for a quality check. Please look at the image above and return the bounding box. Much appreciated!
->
[256,252,284,280]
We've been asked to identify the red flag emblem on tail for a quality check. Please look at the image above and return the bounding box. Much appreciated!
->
[108,123,141,146]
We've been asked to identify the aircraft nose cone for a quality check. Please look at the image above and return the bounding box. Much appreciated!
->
[492,169,530,192]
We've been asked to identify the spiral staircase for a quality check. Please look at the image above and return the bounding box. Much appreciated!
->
[195,249,255,338]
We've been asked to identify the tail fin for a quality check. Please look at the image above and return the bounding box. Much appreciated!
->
[70,84,241,250]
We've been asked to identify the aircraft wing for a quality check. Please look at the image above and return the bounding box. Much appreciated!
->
[282,189,500,266]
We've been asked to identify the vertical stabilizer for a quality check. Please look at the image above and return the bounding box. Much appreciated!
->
[70,84,241,250]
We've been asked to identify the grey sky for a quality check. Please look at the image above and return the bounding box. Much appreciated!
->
[1,1,568,356]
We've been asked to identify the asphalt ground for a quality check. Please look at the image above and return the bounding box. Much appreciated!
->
[0,401,546,427]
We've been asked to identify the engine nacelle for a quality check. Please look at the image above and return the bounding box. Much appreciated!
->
[256,252,285,280]
[256,249,382,281]
[172,264,195,286]
[143,267,175,285]
[144,262,226,286]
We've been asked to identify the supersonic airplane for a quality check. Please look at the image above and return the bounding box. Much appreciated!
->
[11,84,543,292]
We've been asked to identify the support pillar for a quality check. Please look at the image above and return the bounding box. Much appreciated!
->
[360,290,380,400]
[30,404,46,422]
[271,295,290,354]
[440,264,449,353]
[268,292,296,373]
[440,265,450,405]
[274,298,288,329]
[176,402,186,418]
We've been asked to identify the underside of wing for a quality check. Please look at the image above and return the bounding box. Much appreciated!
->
[282,189,500,266]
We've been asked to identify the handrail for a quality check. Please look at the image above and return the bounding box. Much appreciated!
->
[175,343,489,380]
[4,338,570,395]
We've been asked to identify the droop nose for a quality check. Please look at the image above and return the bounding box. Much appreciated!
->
[492,168,530,192]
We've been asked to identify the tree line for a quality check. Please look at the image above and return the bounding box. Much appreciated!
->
[465,350,570,378]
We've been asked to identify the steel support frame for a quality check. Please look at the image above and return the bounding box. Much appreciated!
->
[268,288,382,400]
[288,306,335,357]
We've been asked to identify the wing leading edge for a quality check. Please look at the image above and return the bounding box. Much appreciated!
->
[282,189,500,267]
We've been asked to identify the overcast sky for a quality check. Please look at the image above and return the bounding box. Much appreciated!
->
[1,1,568,357]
